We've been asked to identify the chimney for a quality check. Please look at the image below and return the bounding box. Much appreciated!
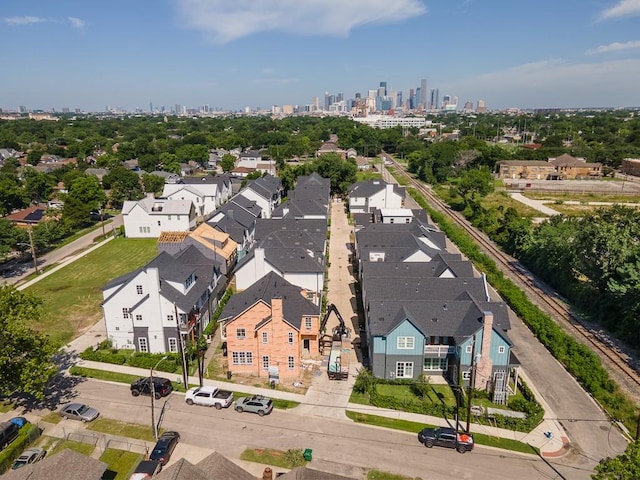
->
[474,311,494,390]
[271,297,283,323]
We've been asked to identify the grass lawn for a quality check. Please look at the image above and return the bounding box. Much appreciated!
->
[375,383,457,407]
[356,171,383,182]
[26,237,158,345]
[41,411,62,424]
[68,366,300,411]
[100,448,143,480]
[523,191,640,204]
[87,418,158,442]
[240,448,307,469]
[0,401,15,413]
[345,411,536,455]
[49,439,95,456]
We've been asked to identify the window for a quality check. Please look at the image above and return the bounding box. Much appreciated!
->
[305,317,312,330]
[288,332,294,344]
[168,338,178,353]
[157,221,161,226]
[397,336,415,349]
[138,337,148,353]
[236,328,246,339]
[465,345,472,354]
[115,326,119,331]
[167,314,174,323]
[288,356,295,370]
[168,215,172,221]
[232,351,253,365]
[136,285,143,295]
[498,346,506,354]
[390,218,394,223]
[423,358,448,371]
[139,226,144,233]
[262,356,269,369]
[135,314,143,322]
[262,332,268,344]
[122,308,130,319]
[396,362,414,378]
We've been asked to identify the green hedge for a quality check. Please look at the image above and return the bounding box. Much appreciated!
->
[0,423,42,473]
[80,344,182,374]
[407,187,639,433]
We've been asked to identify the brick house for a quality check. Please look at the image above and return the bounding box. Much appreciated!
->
[218,272,320,382]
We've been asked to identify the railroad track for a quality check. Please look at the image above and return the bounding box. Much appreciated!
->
[388,159,640,393]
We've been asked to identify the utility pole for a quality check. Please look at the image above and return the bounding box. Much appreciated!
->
[466,336,477,433]
[27,226,38,275]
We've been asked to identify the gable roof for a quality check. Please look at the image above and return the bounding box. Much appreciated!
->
[237,246,324,275]
[356,222,450,262]
[4,205,47,224]
[103,246,216,312]
[361,258,475,279]
[367,291,511,342]
[348,180,405,199]
[278,467,357,480]
[154,458,210,480]
[122,196,193,216]
[1,449,107,480]
[255,218,327,248]
[272,197,328,218]
[220,271,319,328]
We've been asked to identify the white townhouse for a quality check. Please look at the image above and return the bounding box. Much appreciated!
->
[237,175,281,219]
[348,180,405,214]
[122,195,197,238]
[102,246,225,353]
[161,175,232,218]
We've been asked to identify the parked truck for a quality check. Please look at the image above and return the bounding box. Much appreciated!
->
[327,339,350,380]
[185,386,233,409]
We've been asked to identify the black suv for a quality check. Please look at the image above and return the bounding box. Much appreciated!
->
[418,426,474,453]
[130,377,173,399]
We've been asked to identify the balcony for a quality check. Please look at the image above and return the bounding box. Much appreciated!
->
[424,345,455,357]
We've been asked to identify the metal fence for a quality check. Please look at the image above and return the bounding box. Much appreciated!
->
[104,438,149,456]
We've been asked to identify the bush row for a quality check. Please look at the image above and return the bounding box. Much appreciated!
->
[80,343,182,374]
[0,424,41,474]
[408,187,638,432]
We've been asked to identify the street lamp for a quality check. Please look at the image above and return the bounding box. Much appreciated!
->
[150,355,168,440]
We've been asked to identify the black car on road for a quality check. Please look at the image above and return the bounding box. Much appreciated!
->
[130,377,173,399]
[418,426,474,453]
[149,431,180,465]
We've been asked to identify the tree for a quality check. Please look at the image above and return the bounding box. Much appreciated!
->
[22,168,54,204]
[220,154,236,173]
[456,167,495,202]
[141,173,166,195]
[62,175,107,228]
[0,286,58,399]
[102,166,143,208]
[593,440,640,479]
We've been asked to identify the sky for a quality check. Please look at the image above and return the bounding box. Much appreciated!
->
[2,0,640,112]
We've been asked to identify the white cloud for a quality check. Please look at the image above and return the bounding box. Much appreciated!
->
[4,16,49,26]
[445,58,640,108]
[586,40,640,54]
[67,17,86,29]
[600,0,640,19]
[262,67,275,75]
[174,0,426,43]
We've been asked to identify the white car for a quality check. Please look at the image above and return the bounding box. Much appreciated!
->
[185,385,233,409]
[12,448,46,469]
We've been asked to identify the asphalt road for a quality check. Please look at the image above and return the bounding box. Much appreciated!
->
[63,379,595,480]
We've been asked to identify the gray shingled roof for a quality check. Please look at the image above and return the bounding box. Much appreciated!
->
[348,180,405,199]
[1,449,107,480]
[154,458,210,480]
[363,277,488,306]
[258,229,325,254]
[103,246,216,313]
[236,246,324,274]
[272,197,328,218]
[220,271,319,328]
[255,219,327,247]
[367,291,511,342]
[361,258,475,279]
[278,467,357,480]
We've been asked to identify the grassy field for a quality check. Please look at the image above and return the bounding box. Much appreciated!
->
[100,448,143,480]
[48,439,95,456]
[240,448,307,469]
[87,418,159,442]
[523,191,640,203]
[26,238,158,345]
[367,470,417,480]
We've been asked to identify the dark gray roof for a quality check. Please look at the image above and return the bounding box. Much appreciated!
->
[243,180,271,200]
[363,277,488,307]
[179,175,219,185]
[272,197,328,218]
[367,291,511,342]
[348,180,405,199]
[255,218,327,247]
[212,216,246,244]
[236,247,324,275]
[228,195,262,217]
[220,271,319,328]
[154,458,210,480]
[254,173,282,193]
[278,467,357,480]
[103,246,217,313]
[361,258,475,279]
[1,449,107,480]
[258,230,325,255]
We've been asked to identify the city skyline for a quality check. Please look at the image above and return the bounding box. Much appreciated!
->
[2,0,640,112]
